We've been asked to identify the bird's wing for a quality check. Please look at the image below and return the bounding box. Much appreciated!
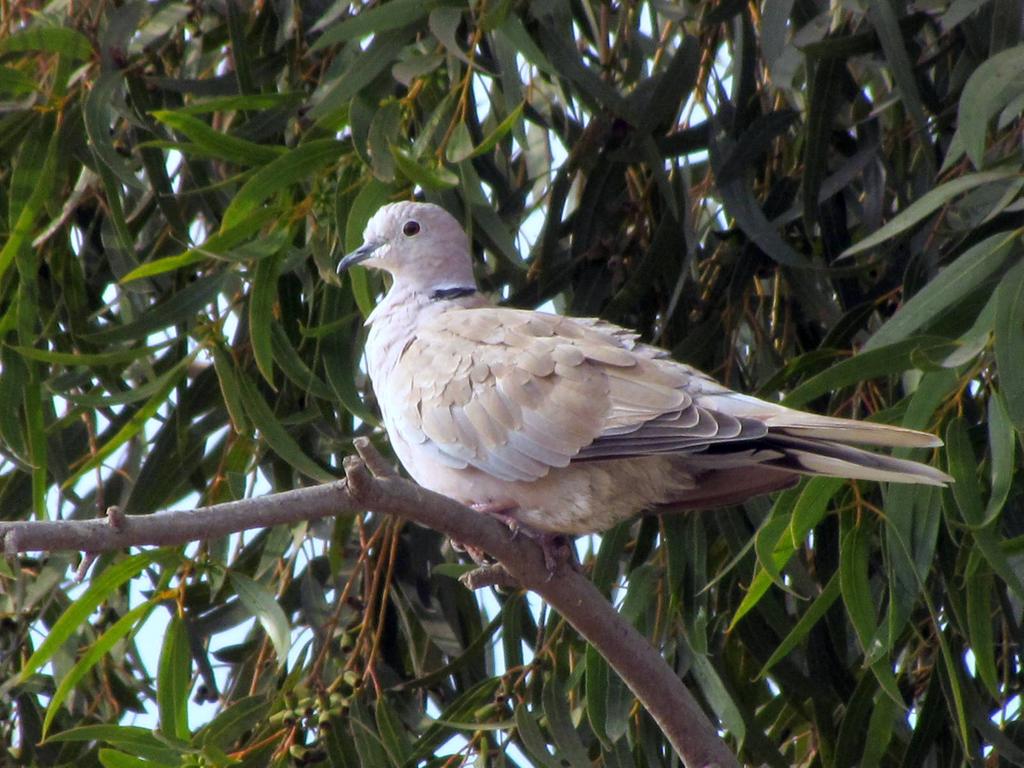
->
[391,308,771,481]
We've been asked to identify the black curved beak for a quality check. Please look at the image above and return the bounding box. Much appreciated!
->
[337,240,382,273]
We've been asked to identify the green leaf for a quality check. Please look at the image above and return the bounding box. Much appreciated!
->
[964,560,998,699]
[864,231,1018,350]
[173,92,304,114]
[121,207,279,282]
[0,121,60,282]
[249,252,281,387]
[374,698,412,765]
[43,600,157,737]
[957,44,1024,168]
[20,552,175,683]
[310,0,431,50]
[839,515,877,655]
[495,16,557,77]
[541,675,591,768]
[513,705,562,768]
[151,110,285,165]
[61,354,194,490]
[759,573,841,676]
[945,418,1024,600]
[349,698,396,767]
[98,749,170,768]
[731,478,845,629]
[783,336,955,407]
[270,321,333,399]
[454,102,525,163]
[841,169,1019,256]
[221,139,344,231]
[867,0,932,173]
[0,25,92,59]
[235,370,335,481]
[46,725,180,764]
[585,644,612,747]
[7,341,172,368]
[157,615,192,740]
[688,650,746,744]
[229,572,292,664]
[196,696,271,749]
[0,64,37,95]
[994,258,1024,432]
[88,273,230,344]
[85,72,146,191]
[984,391,1016,526]
[390,145,459,190]
[710,134,812,268]
[309,33,410,124]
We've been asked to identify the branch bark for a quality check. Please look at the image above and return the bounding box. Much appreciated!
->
[1,441,738,768]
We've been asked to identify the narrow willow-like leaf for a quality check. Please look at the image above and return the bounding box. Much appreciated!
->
[235,369,336,482]
[541,672,592,768]
[87,273,230,344]
[867,0,933,173]
[467,102,525,160]
[864,231,1018,350]
[98,749,163,768]
[842,169,1018,256]
[196,696,272,750]
[390,145,459,189]
[374,698,412,765]
[957,44,1024,168]
[311,0,429,50]
[43,600,157,737]
[151,110,285,165]
[784,336,955,407]
[229,572,292,664]
[839,515,877,654]
[687,650,746,744]
[0,26,92,59]
[984,392,1016,525]
[759,573,841,676]
[349,698,396,767]
[994,258,1024,431]
[0,122,59,281]
[513,706,564,768]
[585,644,612,748]
[946,418,1024,600]
[157,615,192,740]
[85,72,146,191]
[19,552,174,682]
[45,724,180,764]
[9,342,171,368]
[249,251,281,388]
[964,558,999,700]
[221,139,344,231]
[731,478,843,629]
[61,353,194,490]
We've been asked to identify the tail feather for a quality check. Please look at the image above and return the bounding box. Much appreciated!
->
[764,434,952,486]
[767,413,943,448]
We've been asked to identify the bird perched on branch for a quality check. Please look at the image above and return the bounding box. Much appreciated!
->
[339,202,950,557]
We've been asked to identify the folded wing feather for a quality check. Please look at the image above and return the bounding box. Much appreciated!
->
[392,306,950,487]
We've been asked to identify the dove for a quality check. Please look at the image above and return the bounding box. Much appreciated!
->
[338,201,951,544]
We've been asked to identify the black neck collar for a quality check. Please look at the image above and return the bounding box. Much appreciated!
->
[429,286,477,301]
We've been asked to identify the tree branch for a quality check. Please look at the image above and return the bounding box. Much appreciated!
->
[1,443,738,768]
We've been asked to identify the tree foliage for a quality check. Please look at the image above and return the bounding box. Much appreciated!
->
[1,0,1023,765]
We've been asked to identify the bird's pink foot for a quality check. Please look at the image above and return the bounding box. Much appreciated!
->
[468,502,575,578]
[470,501,523,534]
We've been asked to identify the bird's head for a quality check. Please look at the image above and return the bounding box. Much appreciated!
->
[337,202,477,294]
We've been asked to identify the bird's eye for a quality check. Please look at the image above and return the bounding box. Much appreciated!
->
[402,220,421,237]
